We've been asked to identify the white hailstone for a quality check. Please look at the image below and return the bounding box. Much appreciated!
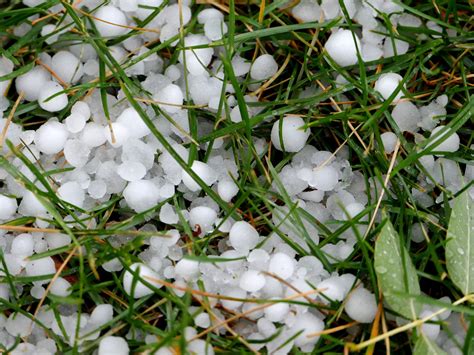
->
[5,313,33,337]
[310,166,339,191]
[71,101,91,120]
[250,54,278,81]
[34,120,69,154]
[342,202,365,220]
[94,5,128,37]
[229,221,259,252]
[197,8,224,24]
[271,116,310,153]
[361,42,383,62]
[217,179,239,202]
[98,336,129,355]
[38,81,68,112]
[136,0,164,20]
[220,287,246,310]
[64,139,90,168]
[0,195,17,220]
[123,263,162,298]
[268,253,295,280]
[428,126,460,153]
[31,285,45,299]
[204,18,228,41]
[231,56,251,77]
[182,161,217,192]
[292,313,324,347]
[18,190,47,217]
[392,101,421,133]
[383,38,409,57]
[15,66,50,101]
[188,339,214,355]
[380,132,398,154]
[159,203,179,225]
[88,179,107,199]
[239,270,266,292]
[123,180,159,212]
[58,181,85,208]
[90,304,113,325]
[179,35,213,76]
[0,56,13,97]
[264,299,289,323]
[344,287,377,323]
[419,309,440,340]
[51,51,83,84]
[324,29,361,67]
[117,161,147,182]
[195,313,211,328]
[81,123,106,147]
[104,122,130,148]
[116,107,150,138]
[25,257,56,285]
[50,277,72,297]
[154,84,183,113]
[318,276,345,302]
[374,73,404,102]
[174,259,200,281]
[292,0,321,23]
[189,206,218,233]
[65,113,86,133]
[46,233,71,249]
[11,234,34,257]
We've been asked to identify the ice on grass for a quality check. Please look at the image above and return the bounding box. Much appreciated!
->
[154,84,183,113]
[292,313,324,348]
[383,38,409,57]
[264,299,289,322]
[182,161,217,192]
[104,122,130,148]
[189,206,217,234]
[175,259,200,281]
[344,287,377,323]
[310,166,339,191]
[38,81,68,112]
[268,253,295,280]
[324,29,361,67]
[374,73,404,102]
[46,233,71,250]
[5,313,33,337]
[318,276,345,302]
[50,277,72,297]
[380,132,398,154]
[11,233,34,257]
[117,161,147,182]
[123,180,159,212]
[0,195,17,220]
[94,5,128,37]
[197,8,224,24]
[229,221,259,253]
[58,181,85,208]
[250,54,278,81]
[271,116,310,153]
[239,270,266,292]
[51,51,83,84]
[204,18,228,41]
[64,139,90,168]
[34,120,69,154]
[117,107,150,138]
[292,0,321,23]
[217,179,239,202]
[25,257,56,285]
[392,101,420,133]
[81,123,106,148]
[65,113,86,133]
[15,66,50,101]
[98,336,129,355]
[179,35,213,76]
[123,263,161,298]
[428,126,460,154]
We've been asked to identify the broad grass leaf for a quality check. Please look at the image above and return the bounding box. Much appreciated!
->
[446,190,474,295]
[374,219,421,319]
[413,334,447,355]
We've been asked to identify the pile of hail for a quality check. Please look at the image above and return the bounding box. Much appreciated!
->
[0,0,471,354]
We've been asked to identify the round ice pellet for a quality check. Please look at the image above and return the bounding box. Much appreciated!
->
[90,304,113,325]
[50,277,72,297]
[11,234,34,256]
[179,35,213,76]
[429,125,460,153]
[268,253,295,280]
[98,336,129,355]
[117,161,147,182]
[71,101,91,120]
[182,161,217,192]
[229,221,259,252]
[189,206,217,232]
[292,312,324,347]
[250,54,278,81]
[0,195,17,220]
[123,180,159,212]
[123,262,161,298]
[310,165,338,191]
[239,270,266,292]
[324,29,361,67]
[154,84,183,113]
[81,122,106,148]
[25,257,56,284]
[344,287,377,323]
[38,81,68,112]
[94,5,128,37]
[174,259,200,281]
[392,101,420,133]
[264,299,289,322]
[116,107,150,138]
[271,116,310,153]
[15,66,50,101]
[51,51,83,84]
[58,181,85,208]
[65,112,86,133]
[104,122,130,148]
[374,73,404,102]
[381,132,398,154]
[217,179,239,202]
[34,121,69,155]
